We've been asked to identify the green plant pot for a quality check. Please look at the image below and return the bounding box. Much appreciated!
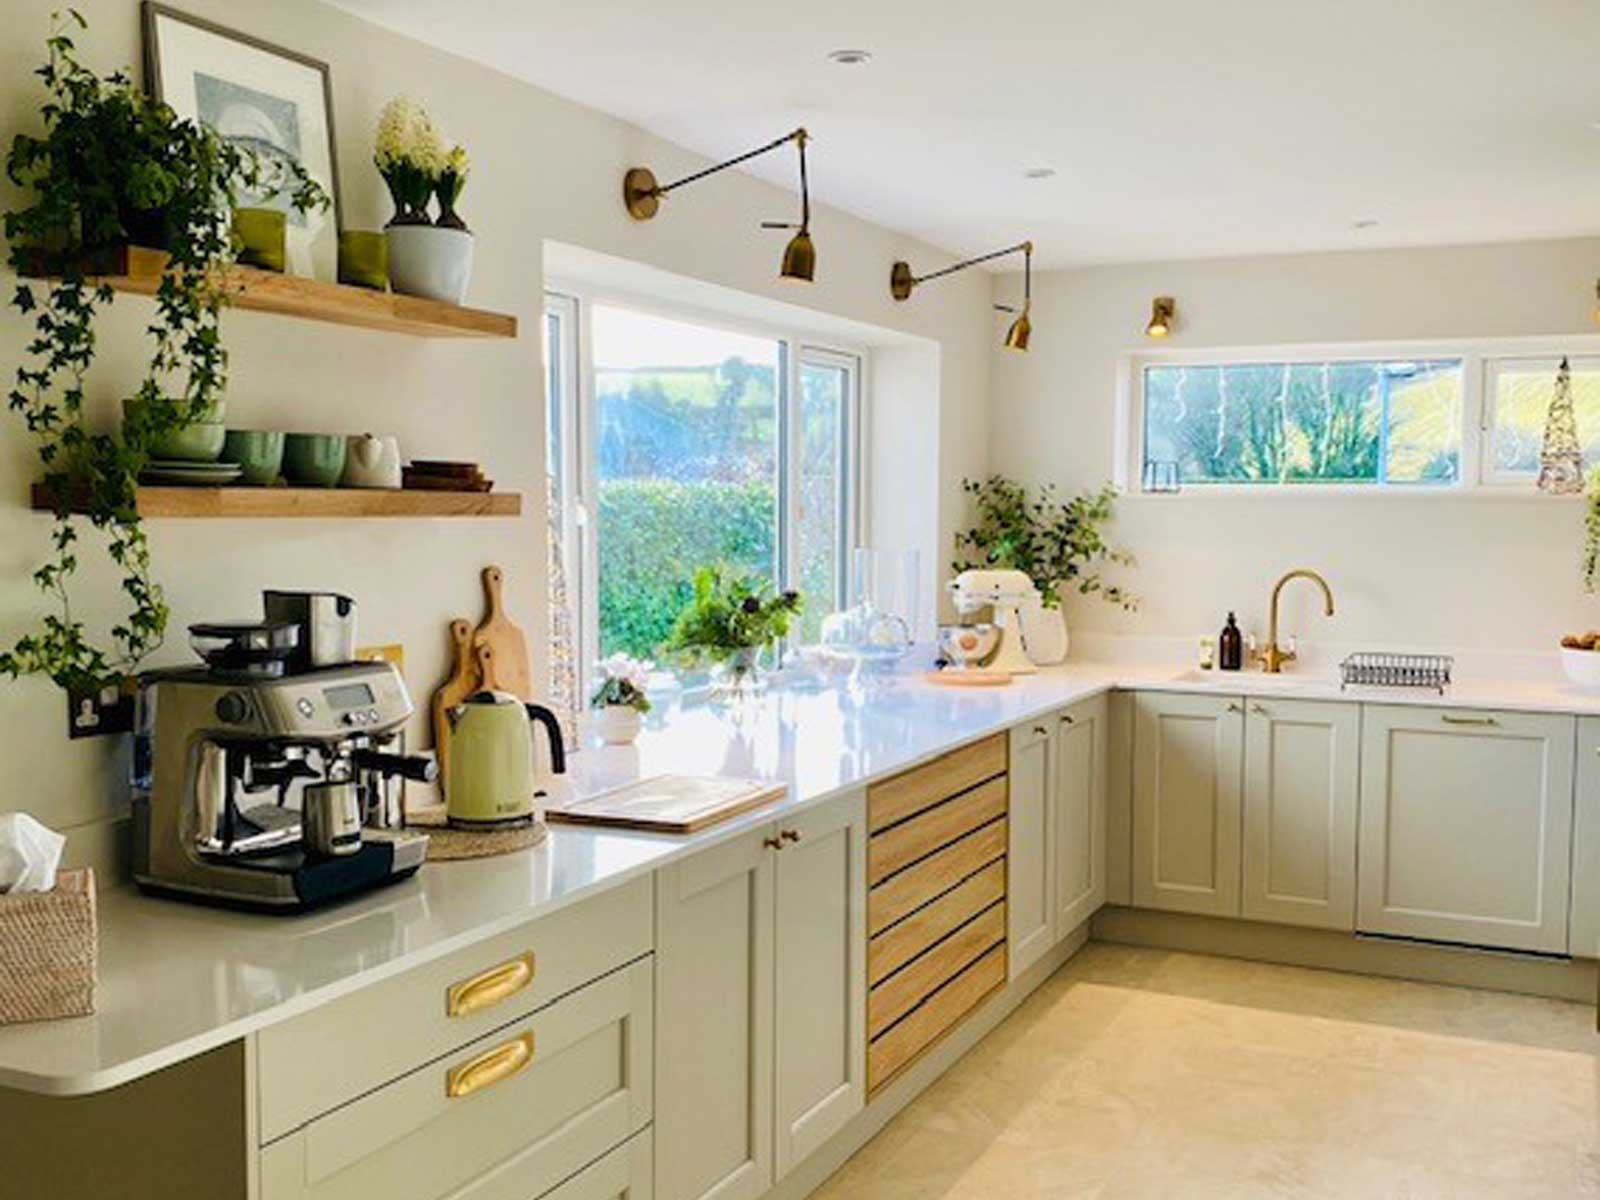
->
[223,429,286,486]
[122,399,228,462]
[283,434,348,487]
[338,230,389,290]
[232,208,287,273]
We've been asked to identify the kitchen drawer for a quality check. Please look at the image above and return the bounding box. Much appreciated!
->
[868,734,1007,833]
[258,874,652,1142]
[540,1128,652,1200]
[867,942,1005,1093]
[868,902,1005,1039]
[870,858,1005,985]
[868,775,1007,885]
[259,957,653,1200]
[868,819,1007,937]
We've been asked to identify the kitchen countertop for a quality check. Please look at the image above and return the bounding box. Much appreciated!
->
[7,656,1600,1097]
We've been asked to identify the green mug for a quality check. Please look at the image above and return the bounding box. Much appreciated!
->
[223,429,286,486]
[338,230,389,290]
[233,208,287,273]
[283,434,347,488]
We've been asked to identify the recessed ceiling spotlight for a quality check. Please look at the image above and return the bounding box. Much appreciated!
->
[1023,167,1057,180]
[827,48,872,65]
[1351,218,1379,230]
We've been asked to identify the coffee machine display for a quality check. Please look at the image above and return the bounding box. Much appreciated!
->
[132,596,434,912]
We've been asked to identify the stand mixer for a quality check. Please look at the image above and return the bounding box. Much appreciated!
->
[947,569,1040,676]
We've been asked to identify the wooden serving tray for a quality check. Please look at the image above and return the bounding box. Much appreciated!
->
[547,775,787,834]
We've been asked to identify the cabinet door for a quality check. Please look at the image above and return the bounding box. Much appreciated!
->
[1358,706,1574,953]
[1241,698,1359,931]
[655,828,774,1200]
[1054,695,1109,934]
[773,792,866,1179]
[1132,692,1244,917]
[1571,717,1600,959]
[1007,720,1055,977]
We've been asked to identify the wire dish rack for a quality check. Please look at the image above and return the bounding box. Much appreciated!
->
[1340,652,1453,693]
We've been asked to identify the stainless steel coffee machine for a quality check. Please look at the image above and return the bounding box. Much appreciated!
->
[132,606,434,912]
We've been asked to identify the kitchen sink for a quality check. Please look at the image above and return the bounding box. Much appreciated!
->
[1167,669,1335,690]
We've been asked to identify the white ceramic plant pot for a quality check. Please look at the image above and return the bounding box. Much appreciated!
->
[594,705,642,745]
[1018,595,1069,665]
[385,225,474,304]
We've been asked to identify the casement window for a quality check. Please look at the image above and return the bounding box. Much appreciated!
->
[1124,340,1600,494]
[544,291,862,684]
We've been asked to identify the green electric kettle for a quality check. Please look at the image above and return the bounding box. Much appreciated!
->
[446,691,567,828]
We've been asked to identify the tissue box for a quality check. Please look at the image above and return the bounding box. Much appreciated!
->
[0,868,96,1025]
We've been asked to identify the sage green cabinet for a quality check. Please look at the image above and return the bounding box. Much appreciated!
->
[1133,692,1244,917]
[1054,695,1109,934]
[1357,705,1574,954]
[1240,698,1360,931]
[1007,719,1055,977]
[1570,716,1600,959]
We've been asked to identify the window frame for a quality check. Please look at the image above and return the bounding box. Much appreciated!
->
[1480,353,1600,488]
[544,285,866,693]
[1119,334,1600,498]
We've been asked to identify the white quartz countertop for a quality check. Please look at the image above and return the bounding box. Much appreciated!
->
[7,656,1600,1096]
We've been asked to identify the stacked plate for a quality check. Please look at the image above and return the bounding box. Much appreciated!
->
[141,459,244,485]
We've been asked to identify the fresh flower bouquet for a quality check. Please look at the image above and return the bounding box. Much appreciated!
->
[436,144,471,231]
[591,654,653,713]
[666,567,802,698]
[373,97,446,225]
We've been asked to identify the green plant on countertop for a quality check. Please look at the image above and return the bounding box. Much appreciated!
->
[590,654,653,713]
[2,11,327,696]
[664,566,803,667]
[952,475,1138,611]
[1584,467,1600,593]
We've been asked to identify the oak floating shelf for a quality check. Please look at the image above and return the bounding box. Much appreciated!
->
[31,484,522,519]
[21,245,517,340]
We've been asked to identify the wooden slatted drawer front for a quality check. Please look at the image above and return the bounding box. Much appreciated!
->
[868,819,1008,937]
[257,874,652,1143]
[869,859,1006,986]
[868,902,1006,1039]
[868,734,1007,834]
[867,943,1006,1094]
[258,958,653,1200]
[869,776,1007,886]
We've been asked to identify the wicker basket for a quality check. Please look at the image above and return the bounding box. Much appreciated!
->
[0,867,97,1025]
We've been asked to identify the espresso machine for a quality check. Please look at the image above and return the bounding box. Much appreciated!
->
[132,598,434,912]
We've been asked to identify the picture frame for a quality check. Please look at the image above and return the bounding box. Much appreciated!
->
[141,2,342,281]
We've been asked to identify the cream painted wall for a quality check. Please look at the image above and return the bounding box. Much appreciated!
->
[990,237,1600,658]
[0,0,991,850]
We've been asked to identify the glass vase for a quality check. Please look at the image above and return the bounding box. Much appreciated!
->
[710,647,767,703]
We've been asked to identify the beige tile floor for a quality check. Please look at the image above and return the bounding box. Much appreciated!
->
[814,944,1600,1199]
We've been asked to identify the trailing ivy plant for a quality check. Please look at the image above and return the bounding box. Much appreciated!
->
[952,476,1138,611]
[2,12,326,695]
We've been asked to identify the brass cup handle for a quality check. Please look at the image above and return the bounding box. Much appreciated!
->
[780,829,801,844]
[1441,714,1498,727]
[1226,702,1244,713]
[1033,725,1048,736]
[446,951,535,1018]
[763,835,784,851]
[1250,703,1270,716]
[446,1032,534,1099]
[1060,714,1075,725]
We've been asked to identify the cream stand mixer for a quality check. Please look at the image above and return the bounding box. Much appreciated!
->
[946,569,1040,675]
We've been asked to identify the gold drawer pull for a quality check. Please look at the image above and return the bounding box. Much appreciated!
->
[446,1032,534,1099]
[1441,714,1498,727]
[446,951,535,1018]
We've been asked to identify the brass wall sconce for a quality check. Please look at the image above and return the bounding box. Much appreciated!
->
[890,241,1034,351]
[1145,296,1176,338]
[623,128,815,282]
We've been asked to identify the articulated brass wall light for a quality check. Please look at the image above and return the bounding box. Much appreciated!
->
[623,128,816,282]
[1145,296,1176,338]
[890,241,1034,351]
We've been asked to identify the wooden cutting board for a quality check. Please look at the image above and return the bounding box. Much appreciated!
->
[473,565,531,701]
[430,619,479,795]
[546,775,788,834]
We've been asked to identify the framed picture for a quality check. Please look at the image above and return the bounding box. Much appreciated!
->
[142,3,341,281]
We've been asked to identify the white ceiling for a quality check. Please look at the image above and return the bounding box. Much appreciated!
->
[331,0,1600,268]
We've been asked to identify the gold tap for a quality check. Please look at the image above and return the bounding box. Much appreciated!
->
[1252,569,1335,673]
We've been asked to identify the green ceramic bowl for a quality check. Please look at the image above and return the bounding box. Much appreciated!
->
[222,429,286,486]
[283,433,347,488]
[122,399,228,462]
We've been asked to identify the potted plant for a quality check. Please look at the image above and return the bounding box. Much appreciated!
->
[374,97,473,304]
[2,13,325,700]
[589,654,653,744]
[665,567,802,700]
[952,476,1136,664]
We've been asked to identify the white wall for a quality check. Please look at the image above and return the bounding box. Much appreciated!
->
[990,237,1600,660]
[0,0,992,855]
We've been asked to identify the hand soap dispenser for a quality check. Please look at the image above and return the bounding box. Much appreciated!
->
[1218,613,1243,671]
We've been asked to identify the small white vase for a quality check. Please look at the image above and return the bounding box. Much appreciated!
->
[342,433,402,489]
[595,705,642,745]
[385,224,474,304]
[1018,595,1069,665]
